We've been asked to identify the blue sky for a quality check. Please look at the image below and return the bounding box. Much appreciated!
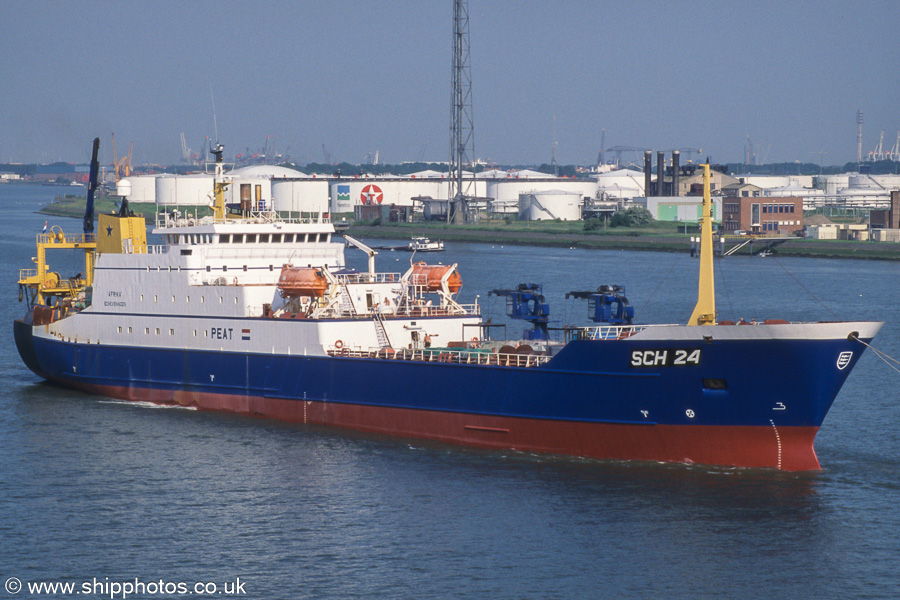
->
[1,0,897,167]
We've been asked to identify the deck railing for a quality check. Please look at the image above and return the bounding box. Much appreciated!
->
[37,232,96,245]
[326,347,551,368]
[155,212,331,228]
[580,324,652,340]
[334,272,402,285]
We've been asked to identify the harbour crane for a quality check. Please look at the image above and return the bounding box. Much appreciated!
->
[111,133,132,182]
[180,132,192,164]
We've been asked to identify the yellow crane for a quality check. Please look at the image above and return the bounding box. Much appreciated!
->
[111,133,133,182]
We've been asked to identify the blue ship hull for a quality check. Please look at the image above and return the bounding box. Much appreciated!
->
[14,318,875,470]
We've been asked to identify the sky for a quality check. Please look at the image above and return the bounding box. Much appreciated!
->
[1,0,898,168]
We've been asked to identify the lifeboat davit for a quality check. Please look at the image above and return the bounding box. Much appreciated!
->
[277,266,328,297]
[410,262,461,293]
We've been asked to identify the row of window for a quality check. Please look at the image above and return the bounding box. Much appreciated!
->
[137,294,239,304]
[721,220,799,231]
[115,326,219,338]
[761,204,796,214]
[144,264,278,273]
[724,203,797,214]
[166,233,330,245]
[761,221,799,231]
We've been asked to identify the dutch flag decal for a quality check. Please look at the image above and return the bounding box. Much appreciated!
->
[42,220,48,234]
[242,328,251,341]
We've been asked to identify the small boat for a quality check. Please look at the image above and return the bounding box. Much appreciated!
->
[408,237,444,252]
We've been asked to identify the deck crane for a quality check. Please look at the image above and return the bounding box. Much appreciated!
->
[488,283,550,341]
[566,285,634,325]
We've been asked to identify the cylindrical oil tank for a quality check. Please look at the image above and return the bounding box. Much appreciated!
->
[488,178,596,205]
[277,267,328,297]
[518,191,582,221]
[155,174,214,206]
[271,179,330,213]
[119,175,158,203]
[410,262,461,293]
[594,168,645,198]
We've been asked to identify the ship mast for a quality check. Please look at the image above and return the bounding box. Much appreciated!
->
[210,142,228,221]
[688,163,716,326]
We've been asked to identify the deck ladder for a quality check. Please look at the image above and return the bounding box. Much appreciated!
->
[373,311,391,348]
[339,283,357,316]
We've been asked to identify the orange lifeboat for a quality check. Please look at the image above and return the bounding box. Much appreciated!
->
[277,266,328,297]
[410,262,461,293]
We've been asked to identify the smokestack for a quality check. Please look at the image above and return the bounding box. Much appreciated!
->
[657,151,665,196]
[672,150,680,197]
[644,151,652,197]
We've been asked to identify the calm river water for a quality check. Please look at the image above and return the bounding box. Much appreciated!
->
[1,183,898,599]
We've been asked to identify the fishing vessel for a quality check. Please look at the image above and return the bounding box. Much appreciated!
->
[14,140,882,470]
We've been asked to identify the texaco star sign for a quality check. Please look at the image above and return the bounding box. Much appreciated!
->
[361,184,383,205]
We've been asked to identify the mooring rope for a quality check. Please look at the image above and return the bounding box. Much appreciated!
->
[768,258,898,374]
[770,255,840,320]
[715,251,736,321]
[644,253,683,310]
[852,335,900,374]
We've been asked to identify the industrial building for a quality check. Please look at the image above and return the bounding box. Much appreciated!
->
[869,190,900,241]
[720,197,804,235]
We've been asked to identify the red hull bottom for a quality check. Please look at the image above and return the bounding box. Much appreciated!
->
[62,379,822,471]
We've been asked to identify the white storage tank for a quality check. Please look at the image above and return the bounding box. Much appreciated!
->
[225,165,305,211]
[489,178,597,207]
[594,168,645,199]
[518,191,582,221]
[155,174,214,206]
[271,178,331,214]
[117,175,158,204]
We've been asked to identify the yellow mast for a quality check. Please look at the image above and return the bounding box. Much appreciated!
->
[688,163,716,326]
[210,142,229,221]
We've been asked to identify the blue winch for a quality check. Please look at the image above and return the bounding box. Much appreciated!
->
[566,285,635,325]
[488,283,550,340]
